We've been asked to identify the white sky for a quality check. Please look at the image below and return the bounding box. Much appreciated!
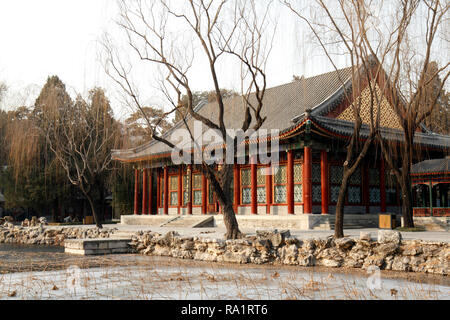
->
[0,0,348,120]
[1,1,445,121]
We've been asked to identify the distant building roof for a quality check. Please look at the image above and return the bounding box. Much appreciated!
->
[411,157,450,175]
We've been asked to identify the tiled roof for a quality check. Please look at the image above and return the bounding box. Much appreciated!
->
[411,158,450,175]
[112,67,353,161]
[312,116,450,150]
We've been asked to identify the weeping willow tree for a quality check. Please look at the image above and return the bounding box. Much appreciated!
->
[0,104,71,219]
[37,79,122,228]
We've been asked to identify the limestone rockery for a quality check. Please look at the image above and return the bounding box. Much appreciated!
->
[0,221,115,246]
[129,230,449,275]
[0,218,448,275]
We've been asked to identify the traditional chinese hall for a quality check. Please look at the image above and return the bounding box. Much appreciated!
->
[112,63,450,227]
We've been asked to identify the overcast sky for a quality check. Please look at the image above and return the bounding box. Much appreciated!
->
[1,1,445,121]
[0,1,347,119]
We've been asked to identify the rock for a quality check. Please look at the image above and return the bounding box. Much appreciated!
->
[360,231,372,241]
[378,230,402,244]
[38,217,48,225]
[320,258,342,268]
[335,237,355,250]
[256,229,290,248]
[22,219,30,227]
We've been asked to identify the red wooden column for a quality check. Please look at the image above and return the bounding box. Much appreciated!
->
[142,169,148,215]
[148,169,153,215]
[266,166,272,214]
[287,150,295,215]
[251,155,258,215]
[303,147,312,214]
[201,174,207,214]
[156,170,160,214]
[233,164,240,213]
[320,150,329,215]
[187,165,193,215]
[380,158,387,213]
[163,166,169,215]
[178,167,183,215]
[134,168,139,215]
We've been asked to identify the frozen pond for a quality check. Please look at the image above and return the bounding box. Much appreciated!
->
[0,244,448,300]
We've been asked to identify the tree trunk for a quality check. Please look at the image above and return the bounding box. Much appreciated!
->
[222,202,242,240]
[83,190,103,229]
[400,165,414,228]
[334,173,350,238]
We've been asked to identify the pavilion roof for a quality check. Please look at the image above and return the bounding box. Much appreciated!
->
[411,158,450,176]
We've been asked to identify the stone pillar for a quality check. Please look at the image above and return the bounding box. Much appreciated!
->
[188,165,193,215]
[148,169,153,215]
[287,150,294,215]
[202,174,207,214]
[380,158,387,213]
[303,147,312,214]
[266,166,272,214]
[142,169,147,215]
[321,150,329,215]
[164,166,169,215]
[134,169,139,215]
[233,164,240,214]
[251,155,258,215]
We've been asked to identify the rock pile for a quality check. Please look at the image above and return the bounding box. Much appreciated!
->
[129,230,449,275]
[0,224,116,246]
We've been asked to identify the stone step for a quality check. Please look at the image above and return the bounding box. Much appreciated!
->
[65,238,132,256]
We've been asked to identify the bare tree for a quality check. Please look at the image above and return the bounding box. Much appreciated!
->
[40,87,120,228]
[104,0,275,239]
[287,0,449,232]
[285,0,405,237]
[368,0,449,228]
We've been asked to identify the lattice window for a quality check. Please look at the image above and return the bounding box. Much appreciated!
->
[242,188,251,204]
[183,191,189,205]
[369,187,380,203]
[294,164,302,183]
[369,168,379,185]
[192,174,202,205]
[257,187,266,204]
[170,192,178,206]
[273,165,287,204]
[294,184,302,203]
[241,168,251,186]
[169,176,178,191]
[330,166,343,184]
[193,174,202,189]
[312,185,322,203]
[274,185,287,204]
[274,166,287,184]
[348,186,361,204]
[183,175,189,189]
[257,167,266,185]
[312,164,321,183]
[331,186,340,203]
[349,167,361,185]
